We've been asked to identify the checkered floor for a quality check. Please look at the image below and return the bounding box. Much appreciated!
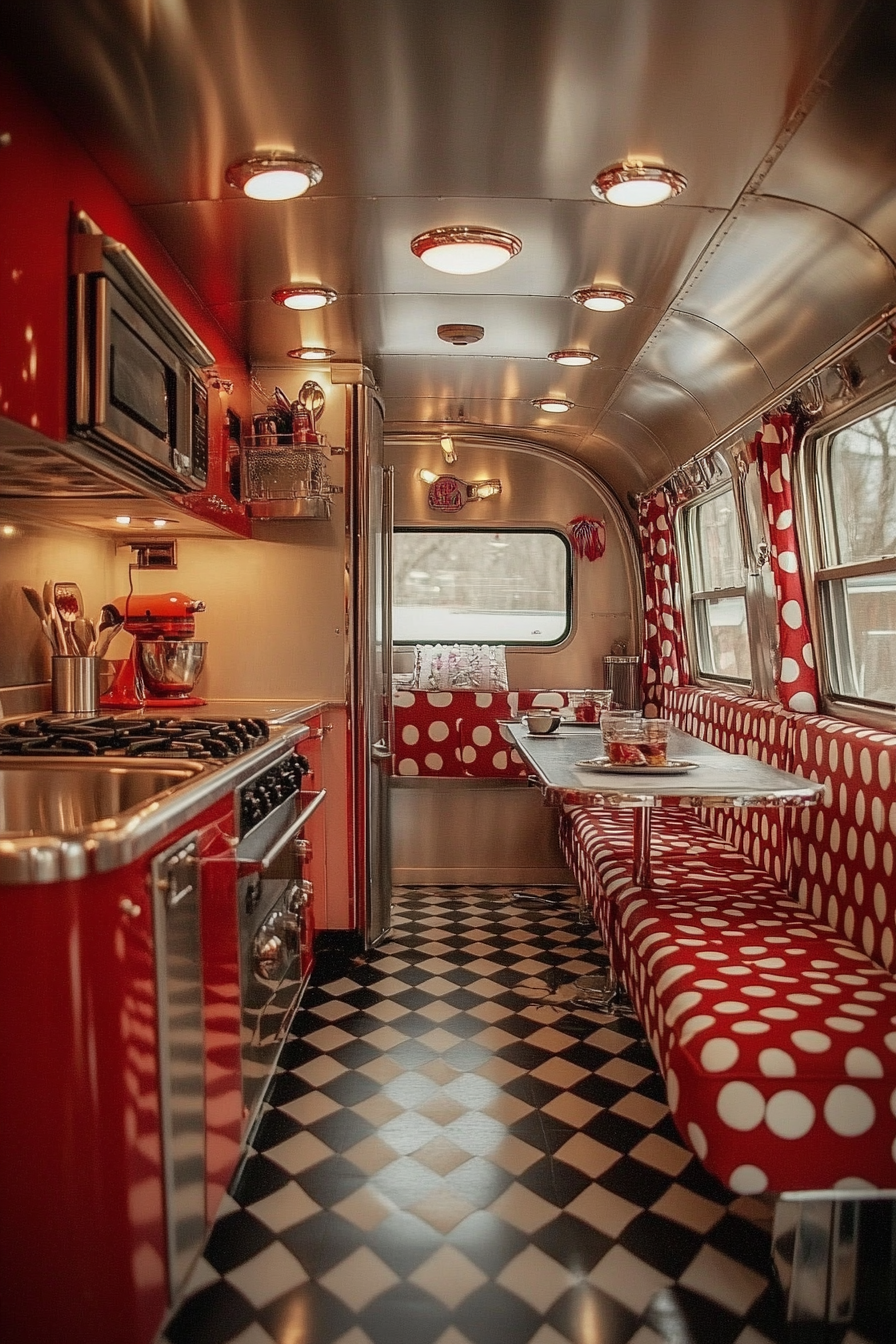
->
[162,887,809,1344]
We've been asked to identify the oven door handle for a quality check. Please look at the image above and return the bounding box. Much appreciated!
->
[244,788,326,872]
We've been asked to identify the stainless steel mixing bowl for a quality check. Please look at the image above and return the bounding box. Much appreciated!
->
[137,640,207,694]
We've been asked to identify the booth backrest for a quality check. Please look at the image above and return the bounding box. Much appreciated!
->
[665,686,896,976]
[392,689,569,778]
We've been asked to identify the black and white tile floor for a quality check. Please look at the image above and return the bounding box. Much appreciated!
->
[162,887,869,1344]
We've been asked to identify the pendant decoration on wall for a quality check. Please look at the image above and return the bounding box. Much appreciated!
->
[567,515,606,560]
[425,475,503,512]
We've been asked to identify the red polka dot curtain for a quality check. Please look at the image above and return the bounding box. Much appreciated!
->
[638,487,690,715]
[752,412,820,712]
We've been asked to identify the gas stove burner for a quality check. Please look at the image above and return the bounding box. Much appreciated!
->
[0,715,270,759]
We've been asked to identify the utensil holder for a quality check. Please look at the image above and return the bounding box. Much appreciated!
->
[52,656,99,715]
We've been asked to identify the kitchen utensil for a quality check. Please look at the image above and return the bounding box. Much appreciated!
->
[297,380,326,433]
[43,580,69,654]
[102,592,207,707]
[21,586,59,651]
[93,606,124,658]
[53,581,86,654]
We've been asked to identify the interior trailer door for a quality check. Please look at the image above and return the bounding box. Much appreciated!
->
[348,383,393,947]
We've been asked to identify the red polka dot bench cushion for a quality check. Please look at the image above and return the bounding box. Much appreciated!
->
[665,686,795,886]
[392,690,569,779]
[789,715,896,976]
[616,879,896,1195]
[561,807,896,1193]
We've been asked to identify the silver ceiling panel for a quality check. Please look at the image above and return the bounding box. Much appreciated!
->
[759,1,896,266]
[598,369,717,469]
[1,0,891,504]
[3,0,856,206]
[634,312,776,435]
[675,195,896,392]
[372,357,625,413]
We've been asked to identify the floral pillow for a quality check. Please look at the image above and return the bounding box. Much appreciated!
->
[412,644,508,691]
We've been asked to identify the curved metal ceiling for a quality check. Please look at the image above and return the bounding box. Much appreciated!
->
[3,0,895,502]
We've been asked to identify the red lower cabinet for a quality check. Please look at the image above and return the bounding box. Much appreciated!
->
[0,796,237,1344]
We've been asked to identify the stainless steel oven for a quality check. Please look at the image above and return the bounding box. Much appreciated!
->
[70,212,212,491]
[235,752,324,1135]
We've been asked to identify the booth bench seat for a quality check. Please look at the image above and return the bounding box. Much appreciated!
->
[560,687,896,1196]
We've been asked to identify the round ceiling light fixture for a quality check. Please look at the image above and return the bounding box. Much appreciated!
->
[532,397,574,413]
[287,346,335,361]
[572,286,634,312]
[272,285,337,310]
[411,226,522,275]
[225,156,323,201]
[548,349,598,366]
[590,160,687,207]
[437,323,485,346]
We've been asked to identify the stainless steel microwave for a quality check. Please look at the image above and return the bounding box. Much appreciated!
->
[70,216,212,491]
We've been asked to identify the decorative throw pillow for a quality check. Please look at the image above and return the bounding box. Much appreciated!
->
[410,644,508,691]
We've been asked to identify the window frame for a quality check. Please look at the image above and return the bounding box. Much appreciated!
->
[799,387,896,725]
[392,525,574,649]
[679,480,753,688]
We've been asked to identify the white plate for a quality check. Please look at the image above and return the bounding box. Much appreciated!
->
[524,731,564,739]
[575,757,697,775]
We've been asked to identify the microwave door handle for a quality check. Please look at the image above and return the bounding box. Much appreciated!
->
[92,274,109,424]
[72,273,91,426]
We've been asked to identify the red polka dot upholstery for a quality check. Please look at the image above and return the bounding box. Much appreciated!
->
[561,807,896,1193]
[789,715,896,975]
[393,690,463,777]
[392,690,570,779]
[665,686,795,886]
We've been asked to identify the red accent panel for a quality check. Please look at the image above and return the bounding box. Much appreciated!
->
[0,798,231,1344]
[393,690,464,777]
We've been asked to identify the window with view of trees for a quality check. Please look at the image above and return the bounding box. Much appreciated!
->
[682,487,751,683]
[393,529,571,645]
[815,403,896,709]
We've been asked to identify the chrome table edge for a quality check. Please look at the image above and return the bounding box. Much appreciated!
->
[0,721,310,885]
[505,723,826,810]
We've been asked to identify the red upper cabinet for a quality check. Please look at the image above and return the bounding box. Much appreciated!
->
[0,57,250,534]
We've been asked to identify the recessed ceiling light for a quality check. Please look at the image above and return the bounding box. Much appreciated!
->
[572,286,634,312]
[437,323,485,345]
[287,346,335,361]
[411,226,522,275]
[591,160,687,207]
[532,397,574,413]
[225,156,323,201]
[152,518,168,528]
[272,285,337,310]
[115,515,132,526]
[548,349,598,366]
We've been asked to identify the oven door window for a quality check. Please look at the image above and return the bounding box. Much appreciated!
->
[109,309,173,441]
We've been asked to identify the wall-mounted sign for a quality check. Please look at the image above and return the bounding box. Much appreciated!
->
[428,475,467,512]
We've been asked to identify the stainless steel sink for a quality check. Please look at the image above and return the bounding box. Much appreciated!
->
[0,758,213,884]
[0,758,207,835]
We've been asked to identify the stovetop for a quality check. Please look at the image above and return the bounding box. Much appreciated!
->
[0,715,271,760]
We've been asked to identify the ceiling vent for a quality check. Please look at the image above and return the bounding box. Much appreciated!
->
[438,324,485,346]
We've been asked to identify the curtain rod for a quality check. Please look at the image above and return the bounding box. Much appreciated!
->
[640,302,896,502]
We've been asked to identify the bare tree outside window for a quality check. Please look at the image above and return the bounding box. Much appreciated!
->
[393,529,570,644]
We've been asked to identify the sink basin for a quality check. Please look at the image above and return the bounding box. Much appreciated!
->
[0,758,208,836]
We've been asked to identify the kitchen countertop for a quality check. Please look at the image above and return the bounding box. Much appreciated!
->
[0,715,317,885]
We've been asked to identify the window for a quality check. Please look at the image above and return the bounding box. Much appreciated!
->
[813,401,896,710]
[392,528,571,645]
[682,487,751,682]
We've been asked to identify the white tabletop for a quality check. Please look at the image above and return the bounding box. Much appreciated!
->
[504,722,824,811]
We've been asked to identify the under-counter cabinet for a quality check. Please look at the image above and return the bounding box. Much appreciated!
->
[0,796,235,1344]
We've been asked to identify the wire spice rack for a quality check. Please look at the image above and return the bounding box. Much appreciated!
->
[240,436,343,520]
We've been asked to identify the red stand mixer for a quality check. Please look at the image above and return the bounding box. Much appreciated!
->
[101,592,208,709]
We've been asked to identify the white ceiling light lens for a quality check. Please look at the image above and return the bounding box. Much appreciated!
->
[572,286,634,312]
[152,518,168,528]
[591,161,687,207]
[115,515,132,526]
[549,350,598,366]
[418,469,439,484]
[272,286,337,310]
[411,227,522,275]
[532,398,574,413]
[287,346,335,361]
[226,156,323,201]
[440,435,457,464]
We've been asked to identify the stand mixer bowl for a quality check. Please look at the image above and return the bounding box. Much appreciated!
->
[137,640,207,696]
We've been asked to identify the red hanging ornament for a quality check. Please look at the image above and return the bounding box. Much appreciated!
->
[567,515,606,561]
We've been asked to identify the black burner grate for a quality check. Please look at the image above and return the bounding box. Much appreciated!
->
[0,715,270,759]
